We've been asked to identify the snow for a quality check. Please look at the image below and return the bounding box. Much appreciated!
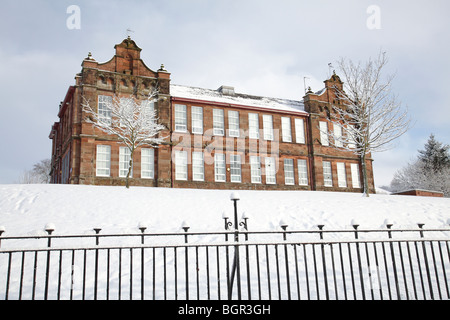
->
[170,84,306,114]
[0,184,448,239]
[0,184,449,301]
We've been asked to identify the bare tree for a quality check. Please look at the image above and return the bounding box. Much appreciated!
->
[82,90,166,188]
[19,159,51,184]
[324,52,411,196]
[390,134,450,197]
[390,159,450,197]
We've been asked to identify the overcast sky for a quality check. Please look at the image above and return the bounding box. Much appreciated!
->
[0,0,449,186]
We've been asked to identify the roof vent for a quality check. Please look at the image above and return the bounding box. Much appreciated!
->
[217,85,235,96]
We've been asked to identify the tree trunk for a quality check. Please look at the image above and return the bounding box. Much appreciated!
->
[360,153,370,197]
[125,159,132,189]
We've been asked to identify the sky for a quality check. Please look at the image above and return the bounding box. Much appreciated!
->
[0,0,449,186]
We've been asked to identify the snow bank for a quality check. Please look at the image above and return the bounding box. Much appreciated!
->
[0,184,448,238]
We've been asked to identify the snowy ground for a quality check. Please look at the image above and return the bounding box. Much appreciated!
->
[0,184,449,238]
[0,184,449,301]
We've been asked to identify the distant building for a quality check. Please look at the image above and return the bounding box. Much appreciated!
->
[392,189,444,197]
[49,37,375,193]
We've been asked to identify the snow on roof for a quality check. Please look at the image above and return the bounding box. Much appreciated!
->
[170,84,307,114]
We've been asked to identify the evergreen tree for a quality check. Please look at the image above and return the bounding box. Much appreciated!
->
[390,134,450,197]
[418,134,450,172]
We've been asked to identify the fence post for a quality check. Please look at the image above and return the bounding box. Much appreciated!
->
[280,220,288,241]
[0,226,5,248]
[228,192,242,300]
[139,222,147,300]
[44,223,55,300]
[93,228,102,300]
[385,220,393,239]
[280,221,292,299]
[351,220,365,299]
[317,225,324,240]
[182,222,190,300]
[417,223,425,238]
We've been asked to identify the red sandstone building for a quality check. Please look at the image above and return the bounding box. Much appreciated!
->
[49,37,375,193]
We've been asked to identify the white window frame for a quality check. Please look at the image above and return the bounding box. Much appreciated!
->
[141,148,154,179]
[228,110,240,137]
[96,145,111,177]
[175,150,188,181]
[213,109,225,136]
[230,154,241,183]
[118,97,134,127]
[250,156,261,183]
[281,117,292,142]
[351,163,361,188]
[141,100,155,114]
[141,100,155,124]
[319,121,329,146]
[298,159,308,186]
[119,147,132,178]
[175,104,187,132]
[347,124,357,149]
[334,123,343,147]
[295,118,305,144]
[284,159,294,185]
[248,113,259,139]
[337,162,347,188]
[192,151,204,181]
[98,95,112,125]
[323,161,333,187]
[191,106,203,134]
[214,153,226,182]
[265,157,276,184]
[263,115,274,141]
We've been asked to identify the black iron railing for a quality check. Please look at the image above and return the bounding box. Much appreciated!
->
[0,221,449,300]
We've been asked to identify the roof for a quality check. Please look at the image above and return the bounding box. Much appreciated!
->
[170,84,307,114]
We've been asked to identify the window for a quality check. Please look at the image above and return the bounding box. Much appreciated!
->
[62,152,70,184]
[323,161,332,187]
[191,106,203,134]
[248,113,259,139]
[265,157,276,184]
[98,95,112,125]
[119,97,133,127]
[351,163,361,188]
[337,162,347,187]
[230,154,241,183]
[263,115,273,141]
[298,159,308,186]
[192,151,204,181]
[214,153,226,182]
[175,150,188,180]
[284,159,294,185]
[141,148,154,179]
[96,145,111,177]
[175,104,187,132]
[141,100,155,123]
[295,118,305,144]
[334,124,343,147]
[347,125,357,149]
[119,147,132,178]
[213,109,225,136]
[281,117,292,142]
[228,110,240,137]
[141,100,155,114]
[319,121,329,146]
[250,156,261,183]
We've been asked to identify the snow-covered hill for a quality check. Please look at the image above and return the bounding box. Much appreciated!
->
[0,184,448,238]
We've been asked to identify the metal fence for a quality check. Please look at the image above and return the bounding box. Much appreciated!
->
[0,218,449,300]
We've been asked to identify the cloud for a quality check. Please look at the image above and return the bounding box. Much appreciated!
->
[0,0,449,184]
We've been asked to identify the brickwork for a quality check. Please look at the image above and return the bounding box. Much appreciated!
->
[49,38,375,194]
